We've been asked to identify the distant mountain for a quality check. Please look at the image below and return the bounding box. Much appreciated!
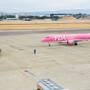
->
[0,9,90,16]
[30,9,90,16]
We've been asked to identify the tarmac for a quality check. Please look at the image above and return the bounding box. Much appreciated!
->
[0,29,90,90]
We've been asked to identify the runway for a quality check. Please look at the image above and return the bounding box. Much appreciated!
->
[0,28,90,36]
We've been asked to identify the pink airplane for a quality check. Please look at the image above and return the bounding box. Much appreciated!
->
[41,33,90,46]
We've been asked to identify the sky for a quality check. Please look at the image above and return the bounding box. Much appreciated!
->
[0,0,90,12]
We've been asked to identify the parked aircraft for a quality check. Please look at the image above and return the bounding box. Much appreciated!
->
[41,33,90,46]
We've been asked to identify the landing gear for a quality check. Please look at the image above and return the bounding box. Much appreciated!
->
[49,43,51,47]
[74,42,78,45]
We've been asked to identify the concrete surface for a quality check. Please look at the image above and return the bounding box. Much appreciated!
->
[0,29,90,90]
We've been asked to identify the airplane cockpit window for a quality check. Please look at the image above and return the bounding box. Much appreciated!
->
[45,36,49,38]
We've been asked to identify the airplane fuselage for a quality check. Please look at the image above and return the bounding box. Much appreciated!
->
[41,33,90,45]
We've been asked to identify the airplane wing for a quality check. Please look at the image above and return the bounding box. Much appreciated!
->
[60,38,89,45]
[71,38,89,42]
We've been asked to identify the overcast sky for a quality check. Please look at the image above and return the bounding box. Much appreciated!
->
[0,0,90,12]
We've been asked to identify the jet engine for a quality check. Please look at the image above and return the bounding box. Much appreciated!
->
[67,41,78,45]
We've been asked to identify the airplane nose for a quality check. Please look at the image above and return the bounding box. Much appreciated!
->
[41,37,52,42]
[41,38,46,42]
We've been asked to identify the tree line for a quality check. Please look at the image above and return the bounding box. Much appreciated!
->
[0,13,88,21]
